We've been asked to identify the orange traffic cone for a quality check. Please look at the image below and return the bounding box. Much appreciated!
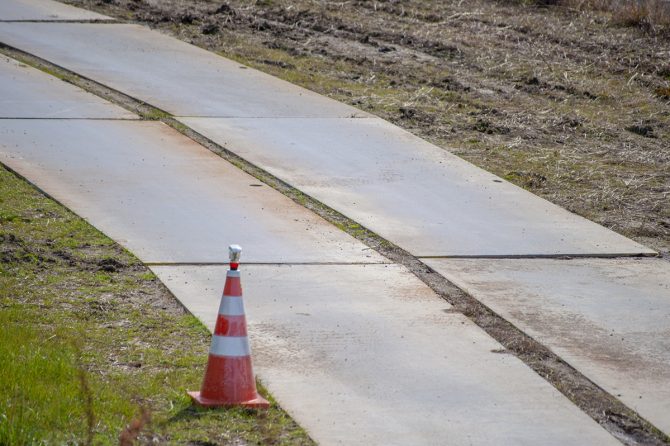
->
[188,245,269,408]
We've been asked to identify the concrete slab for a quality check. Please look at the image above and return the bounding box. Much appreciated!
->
[0,56,136,119]
[178,117,654,257]
[0,0,111,21]
[0,23,369,118]
[151,263,619,446]
[423,257,670,435]
[0,120,383,264]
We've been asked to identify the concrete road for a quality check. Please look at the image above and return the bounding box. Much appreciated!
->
[0,0,111,21]
[152,264,621,446]
[425,257,670,434]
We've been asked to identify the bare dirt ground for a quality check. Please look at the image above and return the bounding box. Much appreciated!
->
[65,0,670,256]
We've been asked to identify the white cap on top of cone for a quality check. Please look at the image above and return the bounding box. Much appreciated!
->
[229,244,242,262]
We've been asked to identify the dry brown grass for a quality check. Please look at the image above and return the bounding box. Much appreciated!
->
[537,0,670,34]
[611,0,670,33]
[508,0,670,34]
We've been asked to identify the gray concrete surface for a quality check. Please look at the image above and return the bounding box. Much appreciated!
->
[179,117,654,257]
[0,119,383,264]
[0,23,369,118]
[0,0,111,21]
[0,56,136,118]
[423,257,670,435]
[151,263,620,446]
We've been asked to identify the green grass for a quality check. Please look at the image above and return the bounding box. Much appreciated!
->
[0,165,312,445]
[0,310,86,445]
[141,108,173,121]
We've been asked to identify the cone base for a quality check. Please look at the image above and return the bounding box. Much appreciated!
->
[187,391,270,409]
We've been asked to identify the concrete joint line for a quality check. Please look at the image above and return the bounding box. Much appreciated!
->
[0,19,122,24]
[173,115,376,119]
[417,253,661,260]
[2,41,668,446]
[144,262,390,266]
[0,117,139,121]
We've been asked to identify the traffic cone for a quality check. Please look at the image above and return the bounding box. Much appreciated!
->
[188,245,269,408]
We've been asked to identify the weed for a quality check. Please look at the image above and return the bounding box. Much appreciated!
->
[141,107,172,121]
[118,407,151,446]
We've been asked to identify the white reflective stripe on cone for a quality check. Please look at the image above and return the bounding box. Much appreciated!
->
[218,296,245,316]
[209,335,251,357]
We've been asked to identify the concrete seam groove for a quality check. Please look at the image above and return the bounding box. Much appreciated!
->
[2,44,668,446]
[0,117,139,120]
[0,19,123,23]
[144,262,389,266]
[169,116,376,119]
[417,253,661,260]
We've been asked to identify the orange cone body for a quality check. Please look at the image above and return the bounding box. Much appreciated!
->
[188,265,269,408]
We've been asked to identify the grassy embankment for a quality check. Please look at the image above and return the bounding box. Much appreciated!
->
[0,165,312,445]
